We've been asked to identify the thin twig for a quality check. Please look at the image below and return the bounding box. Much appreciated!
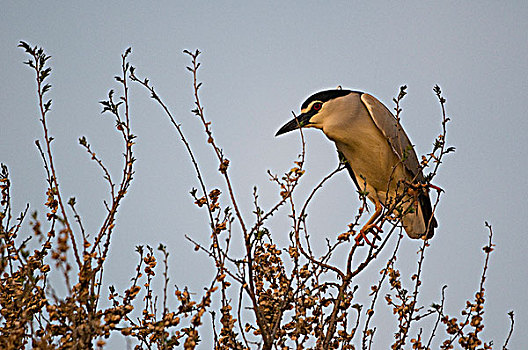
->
[502,311,515,350]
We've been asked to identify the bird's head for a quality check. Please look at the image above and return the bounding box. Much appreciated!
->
[275,89,354,136]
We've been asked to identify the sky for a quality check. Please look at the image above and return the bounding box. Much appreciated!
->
[1,1,527,348]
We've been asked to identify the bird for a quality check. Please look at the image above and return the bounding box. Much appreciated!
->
[275,89,437,244]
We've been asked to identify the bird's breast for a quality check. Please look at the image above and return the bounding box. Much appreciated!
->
[317,94,410,202]
[333,126,407,202]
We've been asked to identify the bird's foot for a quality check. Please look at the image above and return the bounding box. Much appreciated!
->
[407,181,444,193]
[426,183,444,193]
[355,224,382,247]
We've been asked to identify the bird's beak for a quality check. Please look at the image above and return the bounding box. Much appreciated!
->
[275,111,315,136]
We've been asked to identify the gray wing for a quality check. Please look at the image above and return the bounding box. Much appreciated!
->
[337,150,361,190]
[360,93,425,183]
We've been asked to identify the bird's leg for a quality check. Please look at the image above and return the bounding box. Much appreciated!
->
[356,200,383,246]
[403,181,444,215]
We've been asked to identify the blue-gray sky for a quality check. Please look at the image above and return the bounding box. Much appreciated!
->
[1,1,527,348]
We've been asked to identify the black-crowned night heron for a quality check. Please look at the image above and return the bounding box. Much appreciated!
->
[276,89,437,244]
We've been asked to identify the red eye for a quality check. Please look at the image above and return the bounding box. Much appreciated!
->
[313,102,322,111]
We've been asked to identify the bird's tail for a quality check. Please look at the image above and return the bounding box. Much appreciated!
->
[401,192,437,239]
